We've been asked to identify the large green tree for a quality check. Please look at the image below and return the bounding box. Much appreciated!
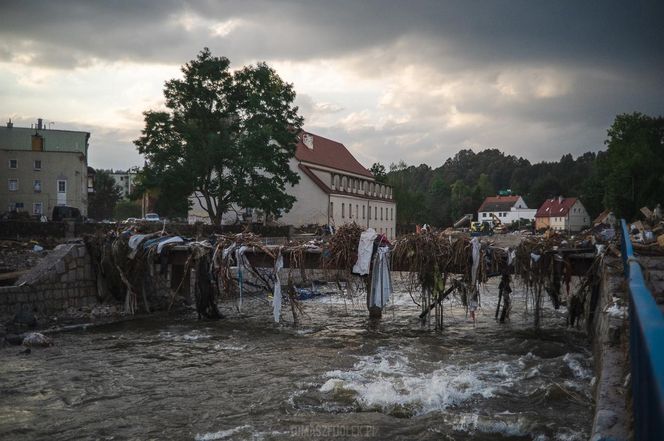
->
[135,48,303,225]
[598,112,664,218]
[88,169,122,220]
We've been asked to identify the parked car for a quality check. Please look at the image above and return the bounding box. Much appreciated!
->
[52,206,83,222]
[123,217,139,224]
[144,213,160,222]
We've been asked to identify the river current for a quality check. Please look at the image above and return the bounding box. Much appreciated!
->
[1,279,593,440]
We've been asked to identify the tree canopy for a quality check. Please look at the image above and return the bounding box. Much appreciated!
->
[88,169,122,220]
[378,112,663,227]
[135,48,303,225]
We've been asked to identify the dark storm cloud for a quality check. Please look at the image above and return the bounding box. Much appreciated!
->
[1,0,662,166]
[1,0,662,73]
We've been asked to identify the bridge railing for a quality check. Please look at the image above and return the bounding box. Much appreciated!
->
[620,219,664,440]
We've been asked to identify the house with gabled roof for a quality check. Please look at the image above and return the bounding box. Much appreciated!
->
[477,195,536,225]
[1,118,91,218]
[188,131,397,239]
[535,196,590,232]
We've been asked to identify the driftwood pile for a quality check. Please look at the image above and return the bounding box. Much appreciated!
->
[84,220,618,329]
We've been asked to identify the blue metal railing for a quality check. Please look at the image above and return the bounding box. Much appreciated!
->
[620,219,664,440]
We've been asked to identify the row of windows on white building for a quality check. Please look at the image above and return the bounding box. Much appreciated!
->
[330,174,392,199]
[7,178,66,193]
[481,212,509,218]
[551,216,587,223]
[8,159,42,170]
[331,202,394,222]
[7,201,44,215]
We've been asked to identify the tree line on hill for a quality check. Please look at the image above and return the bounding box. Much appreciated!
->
[372,112,664,227]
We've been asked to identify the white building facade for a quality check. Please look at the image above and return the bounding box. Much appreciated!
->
[110,170,138,200]
[477,195,536,225]
[188,131,397,240]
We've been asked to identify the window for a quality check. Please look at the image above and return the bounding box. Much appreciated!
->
[342,203,345,218]
[391,208,394,221]
[349,203,352,219]
[374,206,377,220]
[58,180,66,193]
[33,160,41,170]
[33,180,41,193]
[356,204,359,218]
[330,201,334,217]
[380,207,383,220]
[362,205,366,219]
[368,205,371,220]
[10,202,24,211]
[33,202,43,215]
[8,159,17,169]
[8,179,18,191]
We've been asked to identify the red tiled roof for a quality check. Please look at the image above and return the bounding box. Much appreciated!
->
[478,196,521,212]
[295,131,373,178]
[535,197,578,218]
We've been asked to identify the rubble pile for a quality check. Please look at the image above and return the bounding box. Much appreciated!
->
[628,204,664,256]
[0,240,49,274]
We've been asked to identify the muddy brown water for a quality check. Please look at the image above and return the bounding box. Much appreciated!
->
[0,280,593,440]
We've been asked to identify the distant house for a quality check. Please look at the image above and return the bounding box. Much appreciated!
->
[0,118,91,218]
[477,195,536,225]
[188,131,398,239]
[110,170,138,200]
[535,196,590,232]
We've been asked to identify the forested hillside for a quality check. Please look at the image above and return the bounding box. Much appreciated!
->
[374,113,664,227]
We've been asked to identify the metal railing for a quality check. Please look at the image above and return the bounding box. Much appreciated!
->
[620,219,664,440]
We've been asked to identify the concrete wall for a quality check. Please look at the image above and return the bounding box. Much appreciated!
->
[1,149,89,217]
[0,243,97,316]
[589,257,630,441]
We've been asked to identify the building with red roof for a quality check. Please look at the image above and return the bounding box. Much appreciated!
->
[534,196,590,232]
[188,131,397,239]
[477,195,536,225]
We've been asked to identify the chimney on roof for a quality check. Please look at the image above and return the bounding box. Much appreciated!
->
[302,133,314,150]
[6,119,12,128]
[37,118,43,130]
[558,195,564,203]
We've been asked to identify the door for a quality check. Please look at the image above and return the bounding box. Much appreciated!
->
[57,179,67,206]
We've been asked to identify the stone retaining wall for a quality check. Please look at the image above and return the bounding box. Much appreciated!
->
[0,242,97,317]
[590,257,631,440]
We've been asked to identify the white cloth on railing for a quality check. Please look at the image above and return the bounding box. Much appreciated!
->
[353,228,378,275]
[471,237,481,285]
[369,246,392,308]
[157,236,183,254]
[235,246,249,312]
[273,250,284,323]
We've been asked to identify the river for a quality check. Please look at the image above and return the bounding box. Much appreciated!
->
[0,278,593,440]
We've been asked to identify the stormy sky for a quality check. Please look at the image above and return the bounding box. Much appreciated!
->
[1,0,662,171]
